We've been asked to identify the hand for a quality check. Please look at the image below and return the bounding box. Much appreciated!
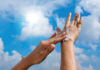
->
[59,13,83,70]
[56,13,83,42]
[25,32,68,65]
[12,26,68,70]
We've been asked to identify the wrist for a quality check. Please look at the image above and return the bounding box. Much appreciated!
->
[12,56,33,70]
[20,56,33,69]
[61,39,74,49]
[62,39,74,44]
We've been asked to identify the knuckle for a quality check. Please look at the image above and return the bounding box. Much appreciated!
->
[53,39,56,44]
[40,41,45,45]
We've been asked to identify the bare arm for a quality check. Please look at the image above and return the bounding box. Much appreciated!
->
[12,32,68,70]
[61,40,77,70]
[60,13,83,70]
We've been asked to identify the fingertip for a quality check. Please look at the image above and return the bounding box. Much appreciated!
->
[81,17,83,21]
[76,12,79,16]
[69,12,71,16]
[56,27,58,30]
[56,27,59,31]
[80,17,83,23]
[50,44,55,49]
[56,27,61,33]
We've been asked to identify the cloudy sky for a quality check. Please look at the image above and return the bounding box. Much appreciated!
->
[0,0,100,70]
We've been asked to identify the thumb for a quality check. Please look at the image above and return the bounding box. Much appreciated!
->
[48,44,55,53]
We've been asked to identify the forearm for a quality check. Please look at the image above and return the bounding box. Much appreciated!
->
[12,56,33,70]
[60,40,77,70]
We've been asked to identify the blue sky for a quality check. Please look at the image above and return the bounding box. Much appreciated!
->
[0,0,100,70]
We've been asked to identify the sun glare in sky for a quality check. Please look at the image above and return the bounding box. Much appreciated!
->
[25,11,40,23]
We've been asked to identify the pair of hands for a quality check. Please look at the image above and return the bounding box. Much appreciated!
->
[24,13,83,66]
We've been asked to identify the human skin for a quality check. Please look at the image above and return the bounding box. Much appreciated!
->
[12,31,68,70]
[57,13,83,70]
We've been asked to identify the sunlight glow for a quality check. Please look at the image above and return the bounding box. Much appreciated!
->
[25,11,40,23]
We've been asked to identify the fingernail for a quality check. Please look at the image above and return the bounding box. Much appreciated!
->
[69,12,71,15]
[50,44,55,49]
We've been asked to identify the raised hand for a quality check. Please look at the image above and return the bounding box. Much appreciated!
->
[56,13,83,42]
[60,13,83,70]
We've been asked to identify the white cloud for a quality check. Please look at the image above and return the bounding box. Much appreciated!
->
[74,46,84,54]
[89,43,97,51]
[76,53,94,70]
[75,6,83,14]
[75,0,100,41]
[56,16,65,30]
[0,38,22,70]
[0,0,72,40]
[20,10,54,40]
[0,0,71,16]
[76,54,89,64]
[0,38,4,53]
[78,64,94,70]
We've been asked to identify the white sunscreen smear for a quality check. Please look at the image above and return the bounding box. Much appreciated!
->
[63,28,70,41]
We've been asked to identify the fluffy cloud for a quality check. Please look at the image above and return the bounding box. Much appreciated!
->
[0,0,72,40]
[75,0,100,41]
[76,53,94,70]
[74,46,84,54]
[0,38,22,70]
[0,38,3,53]
[56,16,65,30]
[78,64,94,70]
[20,10,54,40]
[88,43,97,51]
[0,0,71,17]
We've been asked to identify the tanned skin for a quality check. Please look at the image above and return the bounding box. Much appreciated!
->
[59,13,83,70]
[12,30,68,70]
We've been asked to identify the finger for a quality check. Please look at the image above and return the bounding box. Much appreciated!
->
[56,27,61,35]
[48,35,67,44]
[48,44,55,53]
[77,17,83,29]
[54,35,68,44]
[44,44,55,56]
[76,14,80,25]
[50,32,56,39]
[63,13,71,31]
[71,13,79,26]
[56,27,61,33]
